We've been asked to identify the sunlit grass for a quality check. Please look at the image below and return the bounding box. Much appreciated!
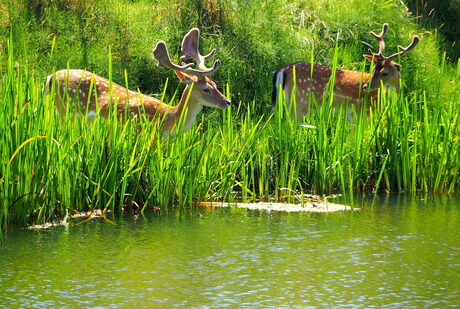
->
[1,36,460,229]
[1,0,460,229]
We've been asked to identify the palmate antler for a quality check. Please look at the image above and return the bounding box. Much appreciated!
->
[180,28,218,71]
[362,23,420,62]
[152,28,221,79]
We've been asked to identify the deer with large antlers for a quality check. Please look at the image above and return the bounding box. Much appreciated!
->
[272,24,419,120]
[46,28,231,135]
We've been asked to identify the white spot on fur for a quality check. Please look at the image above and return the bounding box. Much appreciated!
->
[87,111,97,118]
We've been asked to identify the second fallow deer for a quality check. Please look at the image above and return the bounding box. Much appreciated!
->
[46,28,231,135]
[272,24,419,120]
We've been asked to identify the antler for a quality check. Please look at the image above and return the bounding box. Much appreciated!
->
[180,28,221,76]
[152,40,221,79]
[386,36,420,61]
[362,23,389,60]
[153,41,195,71]
[370,23,389,56]
[362,23,419,61]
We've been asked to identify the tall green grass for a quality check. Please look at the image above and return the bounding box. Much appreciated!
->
[1,0,460,229]
[1,32,459,229]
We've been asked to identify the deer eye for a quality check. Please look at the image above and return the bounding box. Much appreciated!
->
[381,72,389,77]
[203,87,211,93]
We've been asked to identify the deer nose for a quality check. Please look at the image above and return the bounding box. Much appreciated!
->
[225,100,231,107]
[363,83,369,91]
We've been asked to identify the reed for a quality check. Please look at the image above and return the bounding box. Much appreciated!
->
[1,56,459,228]
[1,1,460,229]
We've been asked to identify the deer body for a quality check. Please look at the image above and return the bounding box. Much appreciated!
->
[273,24,419,121]
[273,62,383,119]
[47,28,231,134]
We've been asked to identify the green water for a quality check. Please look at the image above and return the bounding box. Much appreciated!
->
[1,195,459,308]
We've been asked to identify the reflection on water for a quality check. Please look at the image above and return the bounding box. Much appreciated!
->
[1,194,459,307]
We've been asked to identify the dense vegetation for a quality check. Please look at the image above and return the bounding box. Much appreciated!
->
[406,0,460,60]
[3,0,456,106]
[1,0,459,228]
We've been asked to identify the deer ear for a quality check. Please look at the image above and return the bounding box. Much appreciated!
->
[363,54,374,62]
[175,71,194,84]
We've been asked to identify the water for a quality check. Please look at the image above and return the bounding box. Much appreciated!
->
[1,194,459,308]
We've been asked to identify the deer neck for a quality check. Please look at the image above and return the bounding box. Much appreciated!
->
[334,70,375,102]
[167,84,203,132]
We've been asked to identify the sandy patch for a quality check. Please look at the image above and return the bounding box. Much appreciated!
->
[197,200,357,213]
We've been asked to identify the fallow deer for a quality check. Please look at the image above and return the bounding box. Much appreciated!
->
[272,24,419,120]
[46,28,231,135]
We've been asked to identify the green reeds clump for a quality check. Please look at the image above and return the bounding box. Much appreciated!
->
[1,11,460,229]
[1,57,459,229]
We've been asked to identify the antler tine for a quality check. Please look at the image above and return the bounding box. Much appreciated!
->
[361,40,374,50]
[180,29,199,60]
[153,40,221,78]
[153,41,195,71]
[361,41,375,55]
[183,59,221,78]
[369,23,389,57]
[180,28,219,72]
[387,35,420,61]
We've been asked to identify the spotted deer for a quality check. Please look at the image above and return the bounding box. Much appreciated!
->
[272,24,419,120]
[46,28,231,135]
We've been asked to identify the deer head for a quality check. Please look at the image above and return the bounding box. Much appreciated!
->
[362,23,420,92]
[152,28,231,110]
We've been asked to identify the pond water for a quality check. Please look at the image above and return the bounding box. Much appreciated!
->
[1,194,459,308]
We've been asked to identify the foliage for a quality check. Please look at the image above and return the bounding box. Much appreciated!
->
[406,0,460,60]
[1,0,456,109]
[0,0,459,228]
[1,40,459,228]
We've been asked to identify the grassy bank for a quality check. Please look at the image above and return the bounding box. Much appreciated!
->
[1,0,459,228]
